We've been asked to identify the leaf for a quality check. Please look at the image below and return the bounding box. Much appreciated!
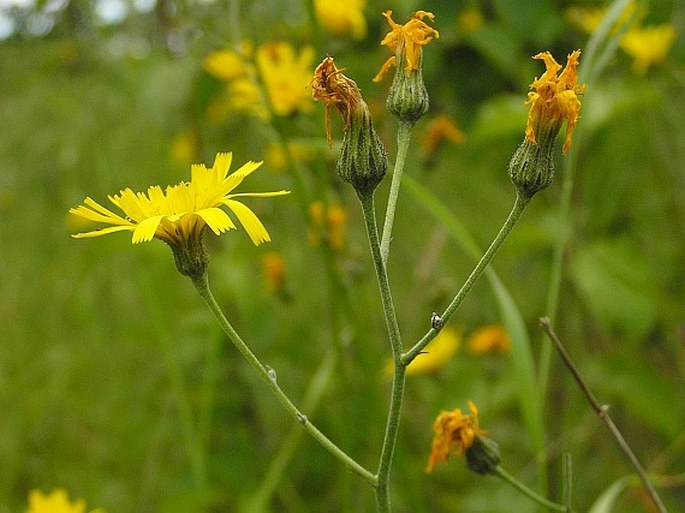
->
[588,477,630,513]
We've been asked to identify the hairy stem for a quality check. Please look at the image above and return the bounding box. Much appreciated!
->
[403,192,530,364]
[192,272,376,486]
[359,191,405,513]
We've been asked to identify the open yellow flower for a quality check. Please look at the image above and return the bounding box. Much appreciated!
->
[70,152,287,247]
[524,50,585,155]
[467,325,511,355]
[373,10,439,82]
[620,24,676,75]
[256,42,315,116]
[426,400,486,472]
[26,489,101,513]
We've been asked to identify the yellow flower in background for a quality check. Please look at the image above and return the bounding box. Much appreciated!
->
[256,42,315,116]
[202,48,247,81]
[262,251,286,293]
[467,325,511,355]
[567,3,675,75]
[308,201,348,253]
[315,0,367,40]
[169,129,199,165]
[373,10,439,82]
[426,400,486,472]
[456,7,485,34]
[70,152,289,247]
[204,41,314,118]
[525,50,585,155]
[420,114,466,158]
[406,327,460,375]
[26,488,103,513]
[620,24,676,75]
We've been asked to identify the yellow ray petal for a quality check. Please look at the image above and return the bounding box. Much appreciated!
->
[224,199,271,245]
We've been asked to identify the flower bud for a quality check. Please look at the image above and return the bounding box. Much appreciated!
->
[385,54,430,124]
[465,434,502,475]
[312,56,388,197]
[336,101,388,196]
[169,230,209,280]
[508,133,555,200]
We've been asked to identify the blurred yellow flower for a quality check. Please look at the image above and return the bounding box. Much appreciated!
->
[204,41,314,118]
[525,50,585,155]
[426,400,486,472]
[26,488,103,513]
[315,0,367,40]
[620,24,676,75]
[467,325,511,355]
[256,42,315,116]
[373,10,439,82]
[169,129,199,165]
[262,251,286,293]
[456,7,485,34]
[383,327,460,378]
[567,3,675,75]
[420,114,465,158]
[263,142,314,171]
[70,152,288,246]
[308,201,348,253]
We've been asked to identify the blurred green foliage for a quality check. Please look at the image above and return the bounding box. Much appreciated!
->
[1,0,684,512]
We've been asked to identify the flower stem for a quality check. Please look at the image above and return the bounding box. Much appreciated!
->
[380,121,413,264]
[494,465,571,512]
[540,318,668,513]
[358,191,405,513]
[191,272,376,487]
[403,192,530,365]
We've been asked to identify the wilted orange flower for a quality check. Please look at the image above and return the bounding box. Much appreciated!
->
[311,56,364,146]
[467,325,511,355]
[524,50,585,154]
[426,400,486,472]
[373,10,439,82]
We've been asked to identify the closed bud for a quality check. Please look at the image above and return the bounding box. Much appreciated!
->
[465,434,502,475]
[508,133,556,200]
[385,56,430,124]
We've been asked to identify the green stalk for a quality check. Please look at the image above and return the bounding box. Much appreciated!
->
[403,192,530,364]
[494,466,571,512]
[192,272,376,486]
[380,121,414,264]
[358,191,405,513]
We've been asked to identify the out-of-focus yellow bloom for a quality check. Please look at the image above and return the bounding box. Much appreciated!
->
[456,7,485,34]
[426,400,486,472]
[204,41,314,118]
[406,327,460,375]
[374,10,439,82]
[383,327,460,378]
[263,142,314,171]
[170,129,199,165]
[70,153,288,246]
[256,42,315,116]
[308,201,348,253]
[525,50,585,155]
[315,0,367,40]
[620,24,676,75]
[567,3,675,75]
[467,325,511,355]
[420,114,466,157]
[26,488,103,513]
[202,49,247,81]
[262,251,286,293]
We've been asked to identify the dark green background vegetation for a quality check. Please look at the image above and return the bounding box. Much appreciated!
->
[0,0,683,511]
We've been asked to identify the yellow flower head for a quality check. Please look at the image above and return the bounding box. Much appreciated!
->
[426,400,486,472]
[256,42,315,116]
[525,50,585,155]
[373,10,439,82]
[70,152,288,247]
[202,49,247,81]
[26,489,87,513]
[308,201,348,252]
[406,327,460,376]
[311,55,365,146]
[315,0,367,40]
[467,325,511,355]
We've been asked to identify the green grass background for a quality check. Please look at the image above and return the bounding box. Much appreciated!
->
[1,0,684,511]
